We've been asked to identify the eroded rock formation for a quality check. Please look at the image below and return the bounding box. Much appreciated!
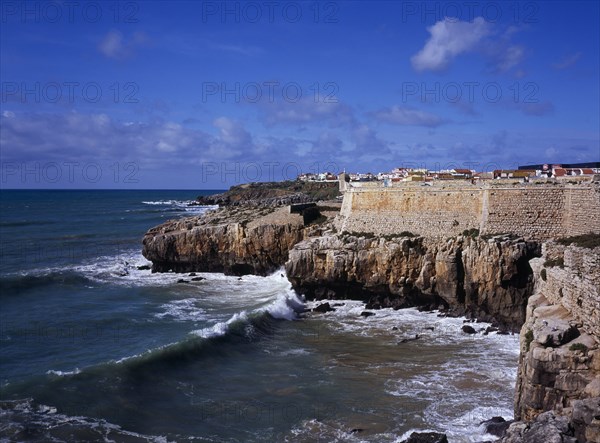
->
[285,233,541,330]
[501,241,600,443]
[142,206,307,275]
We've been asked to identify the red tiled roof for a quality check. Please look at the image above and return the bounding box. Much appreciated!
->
[554,168,566,177]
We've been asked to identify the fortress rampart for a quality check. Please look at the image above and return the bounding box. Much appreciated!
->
[337,179,600,239]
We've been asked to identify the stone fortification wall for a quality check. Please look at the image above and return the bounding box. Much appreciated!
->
[563,184,600,236]
[483,186,566,239]
[339,184,483,238]
[510,243,600,442]
[535,242,600,339]
[337,180,600,240]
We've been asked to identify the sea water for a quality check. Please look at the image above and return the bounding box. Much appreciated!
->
[0,190,519,442]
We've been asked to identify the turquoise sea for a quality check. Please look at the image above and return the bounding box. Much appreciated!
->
[0,190,520,442]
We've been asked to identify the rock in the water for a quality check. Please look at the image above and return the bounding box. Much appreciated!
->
[481,416,512,438]
[177,279,189,284]
[499,411,576,443]
[313,302,335,313]
[398,334,421,344]
[400,432,448,443]
[360,311,375,317]
[191,277,205,282]
[462,325,477,334]
[137,265,151,271]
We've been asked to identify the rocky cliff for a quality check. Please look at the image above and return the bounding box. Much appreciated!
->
[285,232,541,330]
[500,241,600,443]
[193,180,340,206]
[142,205,306,275]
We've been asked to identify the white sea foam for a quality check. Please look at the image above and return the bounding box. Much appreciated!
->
[265,289,304,320]
[189,271,305,336]
[141,200,217,214]
[1,398,170,443]
[190,311,248,339]
[307,299,519,442]
[46,368,81,377]
[155,299,207,322]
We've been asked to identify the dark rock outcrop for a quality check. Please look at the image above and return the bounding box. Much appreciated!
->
[312,302,335,313]
[462,325,477,334]
[400,432,448,443]
[193,181,339,207]
[480,416,512,438]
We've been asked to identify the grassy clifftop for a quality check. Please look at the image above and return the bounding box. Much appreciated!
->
[195,181,340,206]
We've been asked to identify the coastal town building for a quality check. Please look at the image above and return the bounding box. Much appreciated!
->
[305,161,598,186]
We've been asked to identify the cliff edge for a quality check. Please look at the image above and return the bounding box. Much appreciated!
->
[500,239,600,442]
[142,205,306,275]
[286,232,540,330]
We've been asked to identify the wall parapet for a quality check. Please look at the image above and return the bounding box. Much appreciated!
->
[337,181,600,240]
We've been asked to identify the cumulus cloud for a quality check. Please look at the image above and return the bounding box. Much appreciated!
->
[412,18,530,74]
[494,45,525,72]
[211,117,252,154]
[98,30,148,60]
[373,106,446,127]
[259,96,354,127]
[0,112,386,182]
[351,124,391,154]
[411,17,491,72]
[0,111,242,166]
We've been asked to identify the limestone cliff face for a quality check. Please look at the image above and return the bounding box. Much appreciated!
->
[285,233,540,329]
[142,206,306,276]
[507,242,600,442]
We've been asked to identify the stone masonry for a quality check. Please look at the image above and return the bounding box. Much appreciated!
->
[336,180,600,240]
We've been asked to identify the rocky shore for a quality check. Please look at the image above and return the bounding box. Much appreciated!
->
[286,232,540,331]
[142,205,307,275]
[142,183,341,275]
[498,240,600,443]
[141,182,600,442]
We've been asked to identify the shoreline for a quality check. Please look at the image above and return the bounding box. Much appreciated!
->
[140,182,600,442]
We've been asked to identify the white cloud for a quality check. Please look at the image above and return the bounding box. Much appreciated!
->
[98,30,148,60]
[411,17,491,72]
[213,117,252,148]
[373,106,446,127]
[259,97,354,127]
[496,45,524,72]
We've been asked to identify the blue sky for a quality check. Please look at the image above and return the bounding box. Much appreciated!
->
[1,0,599,189]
